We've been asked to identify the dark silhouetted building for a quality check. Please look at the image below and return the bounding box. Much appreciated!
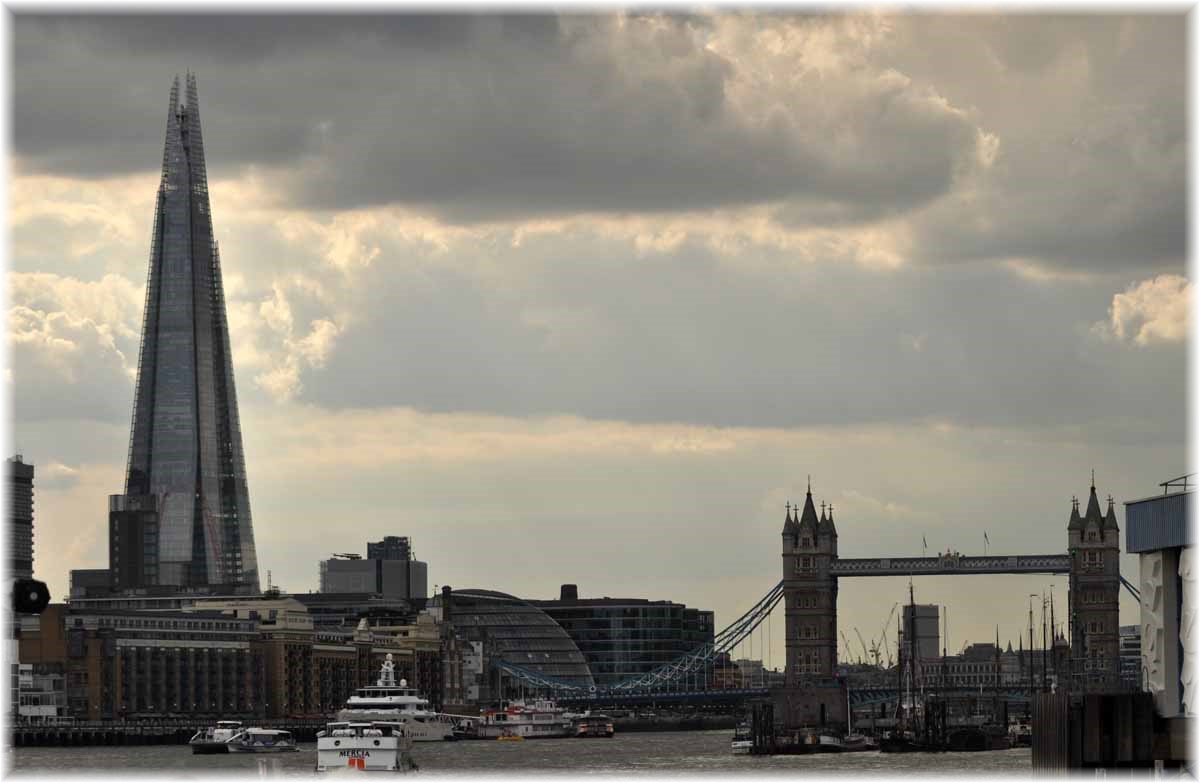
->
[108,494,159,590]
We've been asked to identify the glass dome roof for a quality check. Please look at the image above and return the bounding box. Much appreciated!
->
[442,589,595,689]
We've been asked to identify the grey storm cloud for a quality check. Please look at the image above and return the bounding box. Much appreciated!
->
[876,15,1187,271]
[12,13,1186,273]
[297,232,1186,437]
[14,14,985,221]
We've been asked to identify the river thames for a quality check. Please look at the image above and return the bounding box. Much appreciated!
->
[9,730,1032,776]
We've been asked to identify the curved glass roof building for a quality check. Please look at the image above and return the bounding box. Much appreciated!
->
[116,74,259,593]
[443,589,595,689]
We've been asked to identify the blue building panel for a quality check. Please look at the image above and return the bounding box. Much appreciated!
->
[1125,491,1191,553]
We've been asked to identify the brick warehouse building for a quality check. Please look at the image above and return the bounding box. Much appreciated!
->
[19,601,445,720]
[19,605,265,720]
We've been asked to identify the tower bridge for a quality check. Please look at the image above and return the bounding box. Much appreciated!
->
[492,477,1123,720]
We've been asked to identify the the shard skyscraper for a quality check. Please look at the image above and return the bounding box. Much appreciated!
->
[111,74,259,594]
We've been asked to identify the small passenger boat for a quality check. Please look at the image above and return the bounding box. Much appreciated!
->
[575,713,615,738]
[188,720,243,754]
[226,728,301,753]
[841,733,880,752]
[731,721,753,754]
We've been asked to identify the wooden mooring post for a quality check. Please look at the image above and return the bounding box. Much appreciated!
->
[1032,692,1188,773]
[749,701,775,755]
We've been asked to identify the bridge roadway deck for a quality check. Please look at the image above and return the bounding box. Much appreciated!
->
[830,553,1070,577]
[554,686,1037,708]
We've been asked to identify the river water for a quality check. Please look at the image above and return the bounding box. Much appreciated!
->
[8,730,1032,777]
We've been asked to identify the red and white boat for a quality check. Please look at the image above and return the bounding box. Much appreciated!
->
[476,699,574,739]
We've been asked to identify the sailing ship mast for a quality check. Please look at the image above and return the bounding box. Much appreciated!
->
[909,579,921,704]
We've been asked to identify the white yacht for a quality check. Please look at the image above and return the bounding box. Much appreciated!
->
[189,720,244,753]
[337,653,455,742]
[316,721,415,773]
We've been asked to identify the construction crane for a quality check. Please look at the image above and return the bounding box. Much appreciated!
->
[854,628,870,665]
[868,638,886,669]
[878,602,899,668]
[840,630,856,664]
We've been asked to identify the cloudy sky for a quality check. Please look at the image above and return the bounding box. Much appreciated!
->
[7,12,1188,663]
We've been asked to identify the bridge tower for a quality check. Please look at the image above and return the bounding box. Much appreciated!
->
[1067,478,1121,689]
[782,485,838,686]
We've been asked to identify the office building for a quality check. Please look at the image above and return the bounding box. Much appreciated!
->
[902,603,940,661]
[530,584,714,686]
[8,456,34,580]
[367,537,411,562]
[1120,624,1142,688]
[113,74,258,594]
[68,569,111,599]
[318,540,428,601]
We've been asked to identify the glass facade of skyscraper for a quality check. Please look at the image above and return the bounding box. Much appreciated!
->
[117,74,258,593]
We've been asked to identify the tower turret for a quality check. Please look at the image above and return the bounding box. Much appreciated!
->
[1067,472,1121,690]
[783,478,838,687]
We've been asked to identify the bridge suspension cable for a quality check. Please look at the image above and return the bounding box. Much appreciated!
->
[491,580,786,696]
[1119,575,1141,602]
